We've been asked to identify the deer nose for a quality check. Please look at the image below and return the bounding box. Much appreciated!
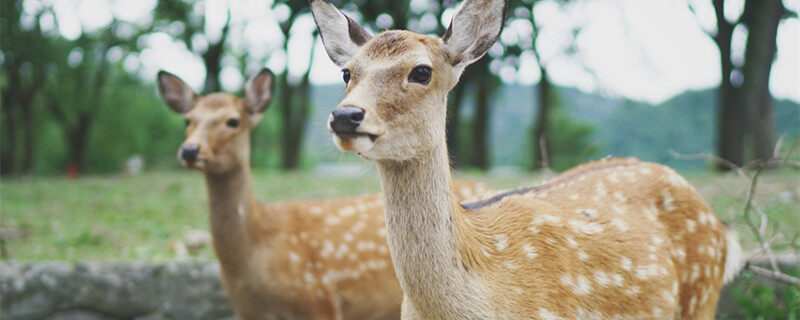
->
[330,106,365,134]
[181,145,200,162]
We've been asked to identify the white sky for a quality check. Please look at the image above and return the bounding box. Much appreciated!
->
[44,0,800,104]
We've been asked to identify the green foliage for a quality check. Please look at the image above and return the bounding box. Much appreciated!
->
[728,270,800,319]
[544,105,601,171]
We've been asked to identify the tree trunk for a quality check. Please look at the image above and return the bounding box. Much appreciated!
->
[201,11,230,94]
[20,99,35,175]
[470,61,491,170]
[1,101,17,175]
[281,35,317,170]
[1,64,20,176]
[447,81,466,167]
[533,67,552,169]
[68,115,92,173]
[712,0,746,169]
[741,0,783,161]
[278,72,297,169]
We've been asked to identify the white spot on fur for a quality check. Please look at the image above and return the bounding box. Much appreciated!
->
[635,264,660,279]
[534,214,562,224]
[690,264,700,282]
[237,205,245,219]
[304,272,315,283]
[661,190,676,211]
[624,285,640,296]
[610,273,624,286]
[610,218,628,232]
[493,234,509,251]
[612,192,626,202]
[566,236,579,248]
[569,194,579,200]
[523,245,538,258]
[686,219,697,232]
[569,220,603,234]
[578,250,589,261]
[338,206,356,217]
[640,207,656,223]
[621,257,633,271]
[309,206,322,215]
[325,215,342,225]
[377,227,386,238]
[594,271,610,287]
[539,308,564,320]
[343,233,354,242]
[661,290,676,305]
[672,248,686,262]
[289,251,301,263]
[561,274,592,295]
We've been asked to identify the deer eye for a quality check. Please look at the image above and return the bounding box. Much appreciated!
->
[342,69,351,84]
[409,65,432,84]
[226,118,240,128]
[184,119,191,127]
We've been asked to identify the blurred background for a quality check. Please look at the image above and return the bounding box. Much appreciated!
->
[1,0,799,318]
[1,0,797,175]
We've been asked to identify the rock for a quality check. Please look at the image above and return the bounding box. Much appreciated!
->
[0,259,234,320]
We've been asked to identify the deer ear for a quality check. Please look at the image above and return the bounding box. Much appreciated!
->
[157,71,197,114]
[441,0,507,68]
[244,68,274,123]
[310,0,372,67]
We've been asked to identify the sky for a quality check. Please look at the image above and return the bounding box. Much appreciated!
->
[44,0,800,104]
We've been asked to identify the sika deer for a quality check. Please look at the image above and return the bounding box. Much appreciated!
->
[157,69,491,320]
[310,0,744,318]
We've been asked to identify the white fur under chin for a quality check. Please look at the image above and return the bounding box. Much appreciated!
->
[332,134,375,154]
[723,231,745,284]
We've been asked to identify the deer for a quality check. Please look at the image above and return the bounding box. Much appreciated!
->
[310,0,745,319]
[156,68,491,320]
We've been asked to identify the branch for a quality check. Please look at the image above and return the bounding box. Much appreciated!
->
[669,135,800,287]
[747,264,800,287]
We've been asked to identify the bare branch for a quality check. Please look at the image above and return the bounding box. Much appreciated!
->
[670,137,800,286]
[747,264,800,287]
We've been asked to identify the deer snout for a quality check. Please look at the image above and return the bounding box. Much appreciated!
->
[180,145,200,162]
[330,105,365,134]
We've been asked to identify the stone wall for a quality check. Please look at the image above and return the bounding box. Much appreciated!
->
[1,259,234,320]
[1,258,797,319]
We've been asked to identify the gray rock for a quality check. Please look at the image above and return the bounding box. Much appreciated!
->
[1,259,234,320]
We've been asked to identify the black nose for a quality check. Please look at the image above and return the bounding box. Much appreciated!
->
[330,106,365,134]
[181,146,200,162]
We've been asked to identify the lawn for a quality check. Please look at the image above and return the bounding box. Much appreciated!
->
[2,168,799,261]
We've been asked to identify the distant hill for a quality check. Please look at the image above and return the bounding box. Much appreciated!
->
[305,83,800,171]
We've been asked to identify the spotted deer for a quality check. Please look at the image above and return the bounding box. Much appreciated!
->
[310,0,745,319]
[157,69,490,320]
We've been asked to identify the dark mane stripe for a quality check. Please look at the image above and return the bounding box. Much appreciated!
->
[460,161,641,210]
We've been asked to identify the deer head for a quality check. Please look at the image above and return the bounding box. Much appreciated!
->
[311,0,506,161]
[157,69,274,173]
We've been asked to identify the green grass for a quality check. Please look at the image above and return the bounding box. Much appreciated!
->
[1,168,798,261]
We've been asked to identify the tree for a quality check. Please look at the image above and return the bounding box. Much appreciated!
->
[740,0,790,162]
[154,0,231,94]
[689,0,794,168]
[43,28,122,172]
[0,0,48,176]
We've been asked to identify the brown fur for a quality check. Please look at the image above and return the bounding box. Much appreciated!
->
[166,83,491,320]
[458,158,730,319]
[312,1,738,317]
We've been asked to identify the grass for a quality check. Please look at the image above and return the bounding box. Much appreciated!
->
[1,168,799,261]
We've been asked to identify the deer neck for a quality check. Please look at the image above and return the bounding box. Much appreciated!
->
[202,136,261,275]
[376,142,490,317]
